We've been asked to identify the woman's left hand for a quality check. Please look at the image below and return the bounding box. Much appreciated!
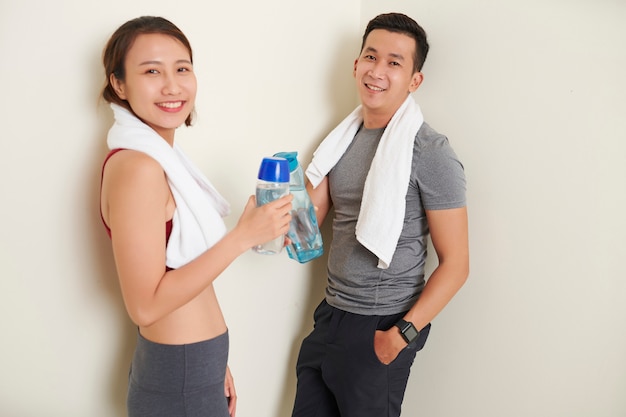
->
[225,365,237,416]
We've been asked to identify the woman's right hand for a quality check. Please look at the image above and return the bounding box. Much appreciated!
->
[234,194,293,249]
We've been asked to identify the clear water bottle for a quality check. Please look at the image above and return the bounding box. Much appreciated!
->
[253,157,290,255]
[274,152,323,263]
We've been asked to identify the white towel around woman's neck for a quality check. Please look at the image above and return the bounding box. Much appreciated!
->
[107,103,231,269]
[306,95,423,269]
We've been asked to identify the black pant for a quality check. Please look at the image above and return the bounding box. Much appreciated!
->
[292,300,430,417]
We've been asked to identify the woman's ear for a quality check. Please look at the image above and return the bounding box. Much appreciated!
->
[109,74,127,100]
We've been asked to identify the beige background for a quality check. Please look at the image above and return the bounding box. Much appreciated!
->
[1,0,624,415]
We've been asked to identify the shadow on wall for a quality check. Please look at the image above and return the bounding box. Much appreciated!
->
[275,211,333,417]
[273,28,359,416]
[87,98,137,416]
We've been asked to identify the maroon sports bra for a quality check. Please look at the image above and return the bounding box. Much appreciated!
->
[100,148,173,243]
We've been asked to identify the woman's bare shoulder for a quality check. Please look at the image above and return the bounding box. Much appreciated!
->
[101,149,168,209]
[104,149,162,176]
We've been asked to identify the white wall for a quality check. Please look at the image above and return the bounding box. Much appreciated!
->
[0,0,624,416]
[362,0,626,416]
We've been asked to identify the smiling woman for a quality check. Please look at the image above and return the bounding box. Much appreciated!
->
[99,16,293,417]
[108,33,196,143]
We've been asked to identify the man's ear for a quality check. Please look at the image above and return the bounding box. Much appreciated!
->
[110,74,127,100]
[409,72,424,93]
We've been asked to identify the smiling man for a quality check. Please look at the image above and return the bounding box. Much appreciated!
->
[291,13,469,417]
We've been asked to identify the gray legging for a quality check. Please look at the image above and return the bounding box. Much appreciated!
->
[127,330,230,417]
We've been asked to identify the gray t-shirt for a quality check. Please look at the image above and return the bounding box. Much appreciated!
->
[326,122,466,315]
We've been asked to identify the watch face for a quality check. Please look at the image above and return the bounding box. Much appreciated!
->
[404,325,419,342]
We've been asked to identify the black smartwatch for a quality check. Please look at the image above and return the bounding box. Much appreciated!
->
[395,319,419,344]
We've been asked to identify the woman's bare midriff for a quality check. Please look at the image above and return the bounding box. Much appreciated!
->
[138,284,227,345]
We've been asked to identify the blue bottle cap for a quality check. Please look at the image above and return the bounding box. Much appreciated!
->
[273,151,299,172]
[258,157,290,182]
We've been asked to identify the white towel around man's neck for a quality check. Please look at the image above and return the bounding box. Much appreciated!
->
[306,95,423,269]
[107,103,231,269]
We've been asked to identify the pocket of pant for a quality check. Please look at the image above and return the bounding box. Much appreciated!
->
[368,322,403,366]
[370,322,432,366]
